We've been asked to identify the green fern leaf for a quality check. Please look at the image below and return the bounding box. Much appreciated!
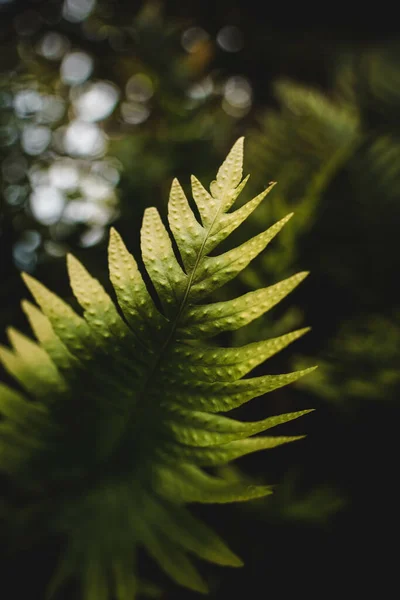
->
[0,138,315,599]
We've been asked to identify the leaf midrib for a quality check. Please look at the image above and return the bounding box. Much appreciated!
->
[115,192,229,457]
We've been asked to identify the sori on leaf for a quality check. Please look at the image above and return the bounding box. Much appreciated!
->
[0,138,316,599]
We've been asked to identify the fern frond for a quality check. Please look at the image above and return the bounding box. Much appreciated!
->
[0,138,315,599]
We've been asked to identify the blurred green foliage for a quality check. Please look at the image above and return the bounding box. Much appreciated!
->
[237,45,400,413]
[295,312,400,408]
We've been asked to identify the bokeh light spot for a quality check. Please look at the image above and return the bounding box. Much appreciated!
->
[21,125,51,155]
[126,74,154,102]
[29,185,65,225]
[121,102,150,125]
[13,90,43,118]
[37,32,69,60]
[216,26,243,52]
[48,160,79,190]
[64,120,106,156]
[223,76,252,116]
[72,81,119,122]
[62,0,96,23]
[61,52,93,86]
[181,27,209,53]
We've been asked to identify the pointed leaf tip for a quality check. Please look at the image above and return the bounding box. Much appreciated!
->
[211,137,245,207]
[21,270,34,287]
[20,299,31,311]
[66,252,79,270]
[21,271,46,301]
[108,226,124,249]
